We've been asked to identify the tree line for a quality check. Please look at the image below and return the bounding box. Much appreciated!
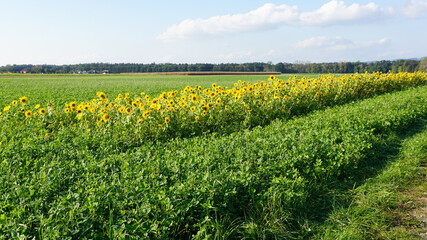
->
[1,58,426,74]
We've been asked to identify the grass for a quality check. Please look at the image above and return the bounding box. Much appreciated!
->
[316,119,427,239]
[1,83,426,239]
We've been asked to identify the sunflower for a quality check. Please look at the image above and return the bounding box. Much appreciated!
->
[19,96,28,104]
[178,101,186,107]
[97,92,107,100]
[70,102,77,108]
[137,117,143,123]
[34,104,40,109]
[125,107,132,114]
[143,111,150,118]
[39,108,47,115]
[3,106,11,112]
[64,108,70,113]
[191,94,199,103]
[165,117,170,124]
[11,100,18,106]
[195,116,200,121]
[190,106,196,112]
[102,113,109,122]
[25,110,32,118]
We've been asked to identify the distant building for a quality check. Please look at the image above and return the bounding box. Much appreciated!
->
[102,70,110,74]
[20,68,30,74]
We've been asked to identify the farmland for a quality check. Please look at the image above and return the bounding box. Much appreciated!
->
[0,73,426,239]
[0,74,299,107]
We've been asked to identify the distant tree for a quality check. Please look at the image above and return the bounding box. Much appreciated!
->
[419,57,427,72]
[274,63,285,73]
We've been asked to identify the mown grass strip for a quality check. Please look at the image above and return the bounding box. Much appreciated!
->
[316,120,426,240]
[0,86,426,239]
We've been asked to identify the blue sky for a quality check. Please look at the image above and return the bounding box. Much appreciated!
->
[1,0,426,65]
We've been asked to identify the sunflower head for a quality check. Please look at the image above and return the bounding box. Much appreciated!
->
[102,113,109,122]
[70,102,77,108]
[39,108,47,115]
[97,92,107,100]
[19,96,28,104]
[165,117,170,124]
[25,110,32,118]
[143,111,150,118]
[3,106,11,112]
[191,95,199,103]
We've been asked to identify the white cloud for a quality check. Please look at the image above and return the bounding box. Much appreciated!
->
[158,1,394,41]
[401,0,427,18]
[299,1,394,26]
[157,3,299,41]
[295,36,389,50]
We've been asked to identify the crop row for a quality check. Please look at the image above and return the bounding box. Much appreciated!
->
[1,85,426,239]
[1,72,426,143]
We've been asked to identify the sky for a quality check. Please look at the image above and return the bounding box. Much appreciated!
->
[0,0,426,66]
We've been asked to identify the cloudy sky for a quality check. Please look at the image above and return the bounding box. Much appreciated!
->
[1,0,426,65]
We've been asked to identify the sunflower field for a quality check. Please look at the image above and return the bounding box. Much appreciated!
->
[1,72,426,143]
[0,72,426,239]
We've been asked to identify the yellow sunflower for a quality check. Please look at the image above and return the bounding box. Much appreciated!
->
[19,96,28,104]
[102,113,109,122]
[3,106,11,112]
[25,110,32,118]
[165,117,171,124]
[70,102,77,108]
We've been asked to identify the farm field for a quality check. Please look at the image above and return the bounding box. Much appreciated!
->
[0,74,312,107]
[0,72,426,239]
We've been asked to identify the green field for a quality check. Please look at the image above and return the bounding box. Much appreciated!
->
[0,73,426,239]
[0,74,328,107]
[0,74,314,106]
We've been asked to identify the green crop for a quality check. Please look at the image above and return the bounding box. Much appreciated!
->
[1,79,426,239]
